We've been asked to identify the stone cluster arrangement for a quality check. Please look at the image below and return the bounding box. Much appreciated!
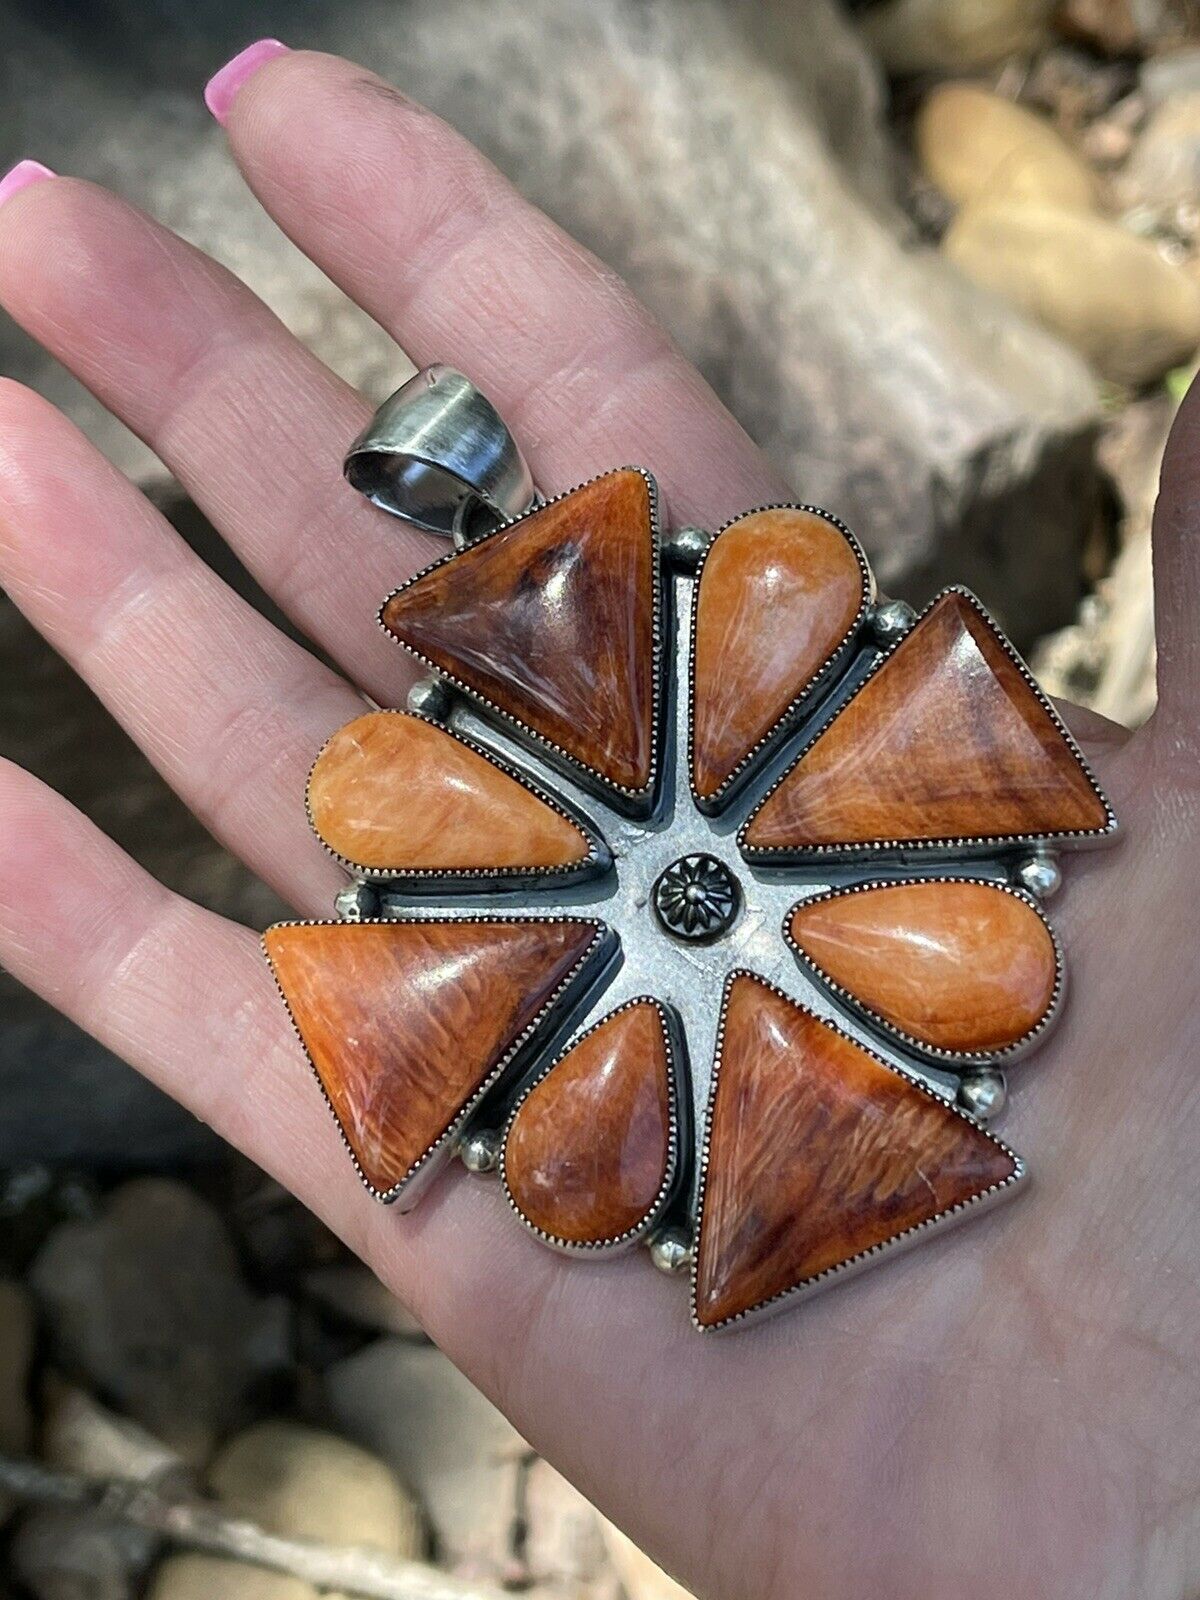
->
[263,468,1116,1332]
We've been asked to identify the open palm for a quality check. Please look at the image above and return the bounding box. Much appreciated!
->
[0,49,1197,1600]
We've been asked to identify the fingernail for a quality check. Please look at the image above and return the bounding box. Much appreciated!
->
[0,160,56,208]
[204,39,290,125]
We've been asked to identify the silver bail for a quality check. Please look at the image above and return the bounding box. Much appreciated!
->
[344,365,535,542]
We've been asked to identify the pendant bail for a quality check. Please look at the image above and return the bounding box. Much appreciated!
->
[344,365,536,543]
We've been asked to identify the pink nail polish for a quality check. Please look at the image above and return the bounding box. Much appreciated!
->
[204,39,290,125]
[0,160,56,208]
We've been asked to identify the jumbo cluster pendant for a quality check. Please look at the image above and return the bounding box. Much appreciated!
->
[263,367,1118,1333]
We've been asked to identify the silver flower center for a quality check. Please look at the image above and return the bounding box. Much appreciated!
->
[653,853,741,943]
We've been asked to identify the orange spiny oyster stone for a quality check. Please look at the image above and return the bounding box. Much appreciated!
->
[694,974,1018,1328]
[264,919,601,1198]
[789,880,1058,1056]
[503,1002,673,1245]
[691,508,866,800]
[743,590,1110,855]
[381,469,658,794]
[307,712,590,873]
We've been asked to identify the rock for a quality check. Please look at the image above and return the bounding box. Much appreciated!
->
[861,0,1054,73]
[147,1556,316,1600]
[0,1281,34,1455]
[42,1383,187,1488]
[944,203,1200,385]
[29,1180,291,1461]
[1081,101,1142,169]
[302,1263,427,1340]
[1142,46,1200,109]
[1056,0,1140,55]
[0,1281,35,1524]
[11,1383,178,1600]
[207,1421,422,1557]
[916,84,1098,212]
[9,1506,145,1600]
[326,1340,525,1578]
[1123,92,1200,210]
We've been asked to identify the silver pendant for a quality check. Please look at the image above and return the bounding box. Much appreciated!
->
[263,366,1118,1333]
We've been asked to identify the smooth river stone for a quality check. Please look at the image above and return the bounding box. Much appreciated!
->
[694,973,1018,1328]
[381,469,658,795]
[691,508,867,800]
[264,919,601,1199]
[307,712,590,873]
[743,589,1110,855]
[504,1001,673,1244]
[789,880,1058,1055]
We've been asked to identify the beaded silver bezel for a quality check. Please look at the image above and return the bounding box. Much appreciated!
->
[304,708,611,889]
[263,914,613,1210]
[690,970,1027,1334]
[738,585,1119,864]
[687,503,873,815]
[498,996,688,1256]
[782,877,1066,1069]
[378,466,668,819]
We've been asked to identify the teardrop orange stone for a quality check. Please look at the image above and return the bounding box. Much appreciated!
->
[307,713,591,873]
[504,1002,673,1244]
[381,469,659,795]
[264,919,602,1199]
[694,974,1019,1329]
[788,880,1058,1055]
[691,509,866,800]
[743,590,1111,856]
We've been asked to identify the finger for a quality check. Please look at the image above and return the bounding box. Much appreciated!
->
[0,755,387,1261]
[217,48,791,523]
[0,172,436,706]
[1152,374,1200,755]
[0,380,356,909]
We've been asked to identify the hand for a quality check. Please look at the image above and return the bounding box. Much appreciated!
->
[0,48,1195,1600]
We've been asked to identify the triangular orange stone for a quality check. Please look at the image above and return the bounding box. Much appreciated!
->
[694,974,1019,1328]
[788,880,1058,1056]
[503,1001,674,1245]
[742,590,1111,857]
[264,919,601,1200]
[381,469,659,796]
[691,508,867,801]
[307,712,592,874]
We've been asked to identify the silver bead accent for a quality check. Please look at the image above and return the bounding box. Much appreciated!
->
[870,598,917,645]
[1013,852,1062,900]
[407,674,453,721]
[648,1227,694,1274]
[459,1129,501,1175]
[664,525,712,572]
[957,1069,1007,1123]
[335,882,380,923]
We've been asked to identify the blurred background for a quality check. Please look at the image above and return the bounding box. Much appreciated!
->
[0,0,1196,1595]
